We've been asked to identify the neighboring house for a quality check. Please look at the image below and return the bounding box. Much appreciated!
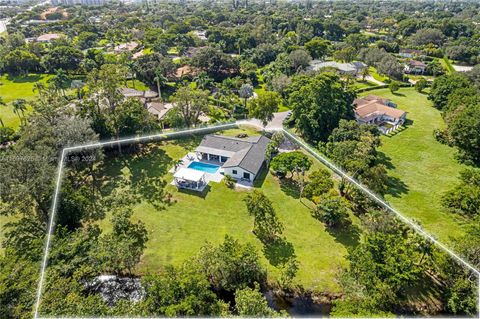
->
[195,134,270,182]
[36,33,62,42]
[405,60,427,74]
[132,51,145,59]
[354,95,406,134]
[399,49,424,58]
[192,30,207,41]
[113,41,139,53]
[309,60,358,75]
[352,61,367,73]
[146,102,174,121]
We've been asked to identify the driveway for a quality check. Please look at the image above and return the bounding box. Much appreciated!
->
[364,75,385,85]
[238,110,291,131]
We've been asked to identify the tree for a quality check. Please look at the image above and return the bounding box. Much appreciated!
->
[195,235,265,292]
[447,103,480,164]
[191,46,239,80]
[303,169,334,202]
[76,31,98,50]
[438,221,480,316]
[288,73,356,142]
[114,98,158,136]
[142,265,226,316]
[415,78,428,93]
[313,192,351,228]
[247,91,280,126]
[154,70,167,100]
[288,49,311,71]
[270,151,312,179]
[442,168,480,218]
[376,54,403,80]
[12,99,27,125]
[42,46,84,72]
[134,53,175,87]
[244,190,283,241]
[235,284,279,316]
[333,46,356,63]
[96,208,148,275]
[265,131,284,163]
[2,49,40,74]
[238,83,253,109]
[172,86,210,127]
[305,38,330,59]
[48,69,70,96]
[193,72,213,90]
[335,213,430,314]
[388,81,400,94]
[361,67,370,81]
[428,73,472,110]
[411,28,445,46]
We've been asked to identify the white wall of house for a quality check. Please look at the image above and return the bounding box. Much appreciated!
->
[223,167,256,181]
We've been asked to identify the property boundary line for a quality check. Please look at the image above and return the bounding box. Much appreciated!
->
[33,121,480,319]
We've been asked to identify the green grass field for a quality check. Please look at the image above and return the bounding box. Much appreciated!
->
[0,73,52,129]
[361,88,467,242]
[96,127,356,293]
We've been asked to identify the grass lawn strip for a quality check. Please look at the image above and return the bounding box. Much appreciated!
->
[361,87,467,242]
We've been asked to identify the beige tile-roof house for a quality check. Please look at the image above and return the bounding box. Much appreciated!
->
[354,95,407,133]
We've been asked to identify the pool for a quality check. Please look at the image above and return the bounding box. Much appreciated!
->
[188,161,220,174]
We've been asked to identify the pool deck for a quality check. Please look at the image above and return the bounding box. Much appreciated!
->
[169,152,224,184]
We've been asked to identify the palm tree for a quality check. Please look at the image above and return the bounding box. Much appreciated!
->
[154,68,167,101]
[12,99,27,125]
[32,82,46,96]
[49,69,70,97]
[193,72,213,90]
[238,83,253,110]
[361,67,370,81]
[173,159,184,172]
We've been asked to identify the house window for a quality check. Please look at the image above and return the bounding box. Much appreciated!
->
[232,169,237,175]
[243,172,250,180]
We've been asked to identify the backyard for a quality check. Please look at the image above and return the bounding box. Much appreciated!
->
[360,87,467,242]
[94,127,357,293]
[0,73,52,129]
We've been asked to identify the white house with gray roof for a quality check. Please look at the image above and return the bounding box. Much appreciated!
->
[195,134,270,182]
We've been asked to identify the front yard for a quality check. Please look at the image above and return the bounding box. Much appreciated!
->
[95,127,355,293]
[361,88,467,242]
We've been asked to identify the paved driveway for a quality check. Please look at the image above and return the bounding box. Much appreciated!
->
[238,111,291,131]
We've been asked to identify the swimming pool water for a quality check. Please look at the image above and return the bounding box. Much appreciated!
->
[187,161,220,174]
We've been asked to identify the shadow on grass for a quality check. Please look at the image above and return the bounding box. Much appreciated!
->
[178,184,211,199]
[169,134,203,151]
[279,178,300,199]
[376,151,409,198]
[95,145,175,209]
[399,271,444,315]
[325,223,361,249]
[393,92,406,97]
[262,236,296,267]
[253,166,268,188]
[7,74,44,83]
[403,118,414,127]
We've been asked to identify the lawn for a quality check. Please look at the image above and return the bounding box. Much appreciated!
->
[361,88,467,242]
[95,127,356,293]
[0,73,53,129]
[369,66,389,83]
[353,79,378,90]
